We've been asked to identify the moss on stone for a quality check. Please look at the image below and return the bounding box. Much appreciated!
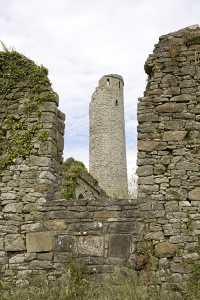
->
[61,157,86,200]
[185,34,200,46]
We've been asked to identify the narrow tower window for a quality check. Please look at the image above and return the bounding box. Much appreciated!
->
[107,78,110,86]
[116,100,118,106]
[119,81,120,88]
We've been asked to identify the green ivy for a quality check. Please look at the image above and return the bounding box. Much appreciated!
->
[0,41,56,170]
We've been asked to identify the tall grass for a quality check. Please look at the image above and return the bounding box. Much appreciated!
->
[1,264,198,300]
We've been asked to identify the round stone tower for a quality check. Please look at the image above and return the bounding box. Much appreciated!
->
[89,74,128,197]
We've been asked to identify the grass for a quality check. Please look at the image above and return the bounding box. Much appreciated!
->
[1,265,199,300]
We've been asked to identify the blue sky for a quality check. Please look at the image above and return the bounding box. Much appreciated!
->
[0,0,200,176]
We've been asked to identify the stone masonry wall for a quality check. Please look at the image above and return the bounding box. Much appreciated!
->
[137,25,200,285]
[0,197,143,282]
[0,50,65,279]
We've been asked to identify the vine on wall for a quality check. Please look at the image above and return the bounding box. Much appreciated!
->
[0,42,57,170]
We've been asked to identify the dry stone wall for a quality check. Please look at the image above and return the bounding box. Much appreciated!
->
[137,24,200,285]
[0,196,143,281]
[0,49,65,279]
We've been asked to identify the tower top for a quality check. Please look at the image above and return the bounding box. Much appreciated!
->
[97,74,124,91]
[101,74,124,84]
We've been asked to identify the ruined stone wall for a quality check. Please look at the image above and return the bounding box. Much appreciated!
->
[2,26,200,287]
[0,197,142,281]
[0,49,65,277]
[89,74,128,197]
[137,25,200,285]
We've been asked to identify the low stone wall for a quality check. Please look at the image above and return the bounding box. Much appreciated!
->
[1,198,143,281]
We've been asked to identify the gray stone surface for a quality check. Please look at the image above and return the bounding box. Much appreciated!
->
[5,234,25,251]
[89,74,128,197]
[155,242,177,258]
[137,24,200,288]
[26,232,55,252]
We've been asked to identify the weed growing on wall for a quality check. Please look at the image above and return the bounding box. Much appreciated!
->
[61,157,86,200]
[0,265,185,300]
[0,256,89,300]
[113,167,138,199]
[0,41,57,170]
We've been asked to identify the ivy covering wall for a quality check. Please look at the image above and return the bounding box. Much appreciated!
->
[0,42,57,170]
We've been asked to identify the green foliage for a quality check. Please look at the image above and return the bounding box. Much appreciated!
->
[186,34,200,46]
[64,256,88,299]
[93,178,98,186]
[61,157,86,200]
[0,266,180,300]
[38,130,49,141]
[0,257,88,300]
[0,42,56,170]
[187,215,193,232]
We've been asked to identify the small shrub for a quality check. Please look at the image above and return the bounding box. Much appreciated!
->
[61,157,86,200]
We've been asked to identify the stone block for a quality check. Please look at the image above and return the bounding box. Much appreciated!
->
[109,222,137,234]
[137,165,153,176]
[56,235,76,252]
[56,132,64,151]
[188,187,200,200]
[160,156,171,165]
[155,242,177,258]
[168,87,180,95]
[144,231,164,241]
[170,262,189,273]
[165,188,187,200]
[38,141,57,158]
[138,141,167,151]
[139,184,159,192]
[170,179,181,187]
[156,102,185,112]
[108,234,130,258]
[23,203,37,212]
[94,211,118,218]
[5,234,25,251]
[163,131,187,141]
[30,260,52,269]
[154,164,166,175]
[37,252,53,260]
[41,112,57,124]
[9,254,25,264]
[30,156,52,167]
[39,170,56,183]
[1,192,16,200]
[180,79,196,88]
[3,203,23,213]
[138,176,154,185]
[21,223,42,232]
[77,236,104,256]
[43,219,67,230]
[169,235,194,243]
[39,101,57,113]
[26,231,55,252]
[140,202,152,211]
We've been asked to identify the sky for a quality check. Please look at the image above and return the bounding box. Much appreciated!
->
[0,0,200,176]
